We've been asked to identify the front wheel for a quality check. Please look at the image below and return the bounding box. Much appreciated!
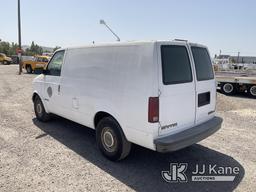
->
[26,65,32,73]
[96,117,131,161]
[34,96,51,122]
[221,83,236,95]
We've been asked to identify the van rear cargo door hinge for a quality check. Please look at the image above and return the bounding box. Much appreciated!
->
[158,89,162,97]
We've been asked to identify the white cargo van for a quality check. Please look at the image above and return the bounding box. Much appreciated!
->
[32,40,223,161]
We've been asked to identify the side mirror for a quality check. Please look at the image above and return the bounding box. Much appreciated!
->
[34,68,44,74]
[42,69,47,75]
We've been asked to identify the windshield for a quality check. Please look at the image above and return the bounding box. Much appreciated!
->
[191,47,214,81]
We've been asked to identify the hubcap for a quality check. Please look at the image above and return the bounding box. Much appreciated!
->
[27,67,31,73]
[36,103,42,114]
[250,86,256,96]
[101,127,116,152]
[223,83,233,93]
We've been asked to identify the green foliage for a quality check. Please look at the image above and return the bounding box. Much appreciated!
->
[53,46,61,52]
[24,41,43,56]
[0,40,50,56]
[0,41,19,56]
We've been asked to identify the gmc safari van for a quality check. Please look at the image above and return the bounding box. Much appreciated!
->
[32,40,223,161]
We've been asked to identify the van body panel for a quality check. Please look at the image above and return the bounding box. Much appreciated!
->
[33,40,222,152]
[189,44,216,124]
[156,42,196,136]
[58,43,159,149]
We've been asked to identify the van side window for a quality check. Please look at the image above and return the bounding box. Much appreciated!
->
[47,51,65,76]
[191,47,214,81]
[161,45,192,85]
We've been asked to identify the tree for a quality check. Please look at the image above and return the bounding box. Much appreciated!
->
[24,41,43,56]
[0,41,19,55]
[0,41,10,55]
[0,39,50,56]
[8,42,19,55]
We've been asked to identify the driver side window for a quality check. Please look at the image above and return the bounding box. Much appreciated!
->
[47,51,65,76]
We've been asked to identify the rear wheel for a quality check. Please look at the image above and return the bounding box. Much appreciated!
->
[248,85,256,98]
[221,83,236,95]
[3,60,8,65]
[34,96,51,122]
[96,117,131,161]
[26,65,32,73]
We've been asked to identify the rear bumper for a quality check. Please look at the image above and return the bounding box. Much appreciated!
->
[154,116,223,152]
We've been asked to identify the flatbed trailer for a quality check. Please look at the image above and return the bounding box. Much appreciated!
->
[215,71,256,97]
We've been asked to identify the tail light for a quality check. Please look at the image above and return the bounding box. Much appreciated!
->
[148,97,159,123]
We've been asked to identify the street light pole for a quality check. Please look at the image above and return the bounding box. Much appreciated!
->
[18,0,22,75]
[100,20,120,42]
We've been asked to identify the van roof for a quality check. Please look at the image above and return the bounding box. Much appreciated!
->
[60,40,206,51]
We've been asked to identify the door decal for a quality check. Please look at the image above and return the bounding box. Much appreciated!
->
[47,87,53,98]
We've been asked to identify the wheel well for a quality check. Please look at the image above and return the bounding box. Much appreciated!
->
[94,111,116,128]
[32,93,39,102]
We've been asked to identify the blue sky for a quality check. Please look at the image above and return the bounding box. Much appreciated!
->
[1,0,256,56]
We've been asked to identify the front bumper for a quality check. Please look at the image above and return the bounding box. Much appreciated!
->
[154,116,223,152]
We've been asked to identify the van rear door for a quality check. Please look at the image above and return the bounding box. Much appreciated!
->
[190,45,216,124]
[157,42,196,136]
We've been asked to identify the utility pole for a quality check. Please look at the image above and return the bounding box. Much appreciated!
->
[237,52,240,64]
[18,0,22,75]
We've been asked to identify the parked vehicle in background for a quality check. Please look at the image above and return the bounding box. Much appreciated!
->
[32,40,222,161]
[10,55,19,64]
[23,55,50,73]
[0,53,12,65]
[216,71,256,97]
[42,52,53,57]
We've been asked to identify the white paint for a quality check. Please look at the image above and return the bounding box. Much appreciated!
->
[33,40,217,151]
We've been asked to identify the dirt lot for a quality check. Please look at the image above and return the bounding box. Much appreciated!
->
[0,65,255,192]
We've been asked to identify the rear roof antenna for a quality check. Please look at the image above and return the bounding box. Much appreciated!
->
[100,19,121,42]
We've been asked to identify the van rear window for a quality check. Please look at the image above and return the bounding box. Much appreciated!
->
[161,45,192,85]
[191,47,214,81]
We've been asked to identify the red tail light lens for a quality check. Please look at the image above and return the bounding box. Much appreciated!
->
[148,97,159,123]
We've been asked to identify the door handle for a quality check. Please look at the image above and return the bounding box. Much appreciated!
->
[58,85,61,93]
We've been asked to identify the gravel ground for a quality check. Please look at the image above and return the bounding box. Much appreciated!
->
[0,65,255,192]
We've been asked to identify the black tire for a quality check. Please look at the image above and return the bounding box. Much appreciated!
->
[3,60,9,65]
[248,85,256,98]
[220,83,236,95]
[26,65,32,73]
[96,117,131,161]
[34,96,51,122]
